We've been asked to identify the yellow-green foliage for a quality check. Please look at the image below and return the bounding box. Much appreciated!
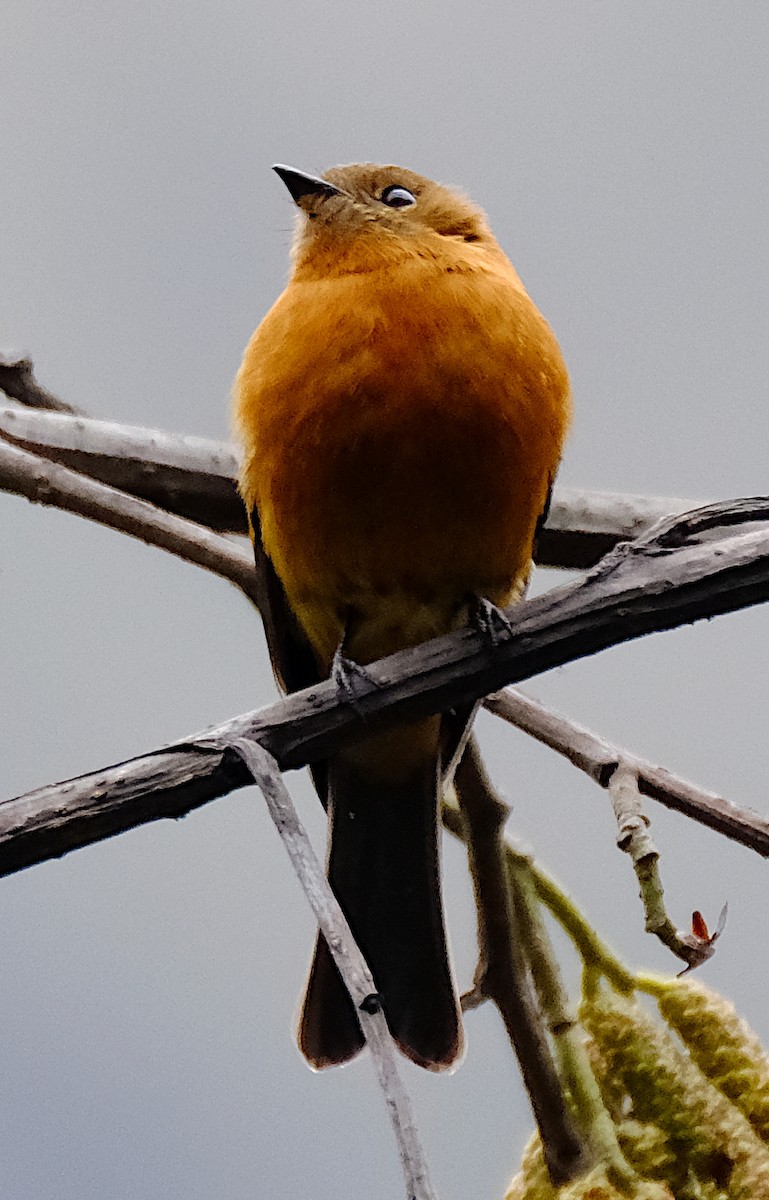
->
[659,979,769,1143]
[504,1133,674,1199]
[583,988,769,1198]
[504,983,769,1200]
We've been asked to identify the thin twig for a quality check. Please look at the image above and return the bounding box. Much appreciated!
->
[611,772,726,975]
[484,687,769,853]
[3,502,769,875]
[0,401,240,531]
[0,437,261,607]
[487,688,741,971]
[608,766,680,954]
[504,839,634,1187]
[230,737,438,1200]
[452,742,590,1185]
[0,356,82,414]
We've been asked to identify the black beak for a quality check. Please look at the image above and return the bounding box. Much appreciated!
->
[272,164,344,205]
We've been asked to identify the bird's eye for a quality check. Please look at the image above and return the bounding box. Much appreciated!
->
[380,185,417,208]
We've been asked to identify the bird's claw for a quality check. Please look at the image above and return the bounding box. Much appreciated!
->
[331,645,378,716]
[471,597,515,648]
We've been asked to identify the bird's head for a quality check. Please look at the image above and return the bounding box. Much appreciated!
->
[273,162,501,276]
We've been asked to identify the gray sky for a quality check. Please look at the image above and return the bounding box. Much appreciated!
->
[3,4,769,1198]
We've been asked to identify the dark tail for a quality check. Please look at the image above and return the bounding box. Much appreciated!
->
[298,743,463,1071]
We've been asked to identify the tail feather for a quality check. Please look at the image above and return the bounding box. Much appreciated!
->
[298,744,463,1070]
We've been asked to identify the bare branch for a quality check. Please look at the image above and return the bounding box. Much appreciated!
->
[0,356,82,414]
[453,744,590,1185]
[0,399,702,566]
[232,738,438,1200]
[0,401,240,531]
[544,484,699,568]
[608,765,685,959]
[0,437,260,607]
[3,500,769,876]
[484,687,769,853]
[502,837,635,1187]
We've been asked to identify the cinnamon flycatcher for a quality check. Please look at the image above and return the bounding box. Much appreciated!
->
[234,163,570,1070]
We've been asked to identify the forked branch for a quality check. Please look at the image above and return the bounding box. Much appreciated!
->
[2,498,769,877]
[232,738,439,1200]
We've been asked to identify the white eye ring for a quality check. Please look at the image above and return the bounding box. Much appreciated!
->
[380,185,417,208]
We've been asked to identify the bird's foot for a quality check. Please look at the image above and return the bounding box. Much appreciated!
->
[470,597,515,648]
[331,644,378,716]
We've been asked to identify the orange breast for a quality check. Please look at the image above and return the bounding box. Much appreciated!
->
[235,247,570,666]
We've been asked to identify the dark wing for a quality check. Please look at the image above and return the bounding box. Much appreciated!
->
[250,506,329,805]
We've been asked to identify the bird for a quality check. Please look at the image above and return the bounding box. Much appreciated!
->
[233,162,571,1071]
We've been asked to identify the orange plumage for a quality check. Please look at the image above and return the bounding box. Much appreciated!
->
[234,163,570,1070]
